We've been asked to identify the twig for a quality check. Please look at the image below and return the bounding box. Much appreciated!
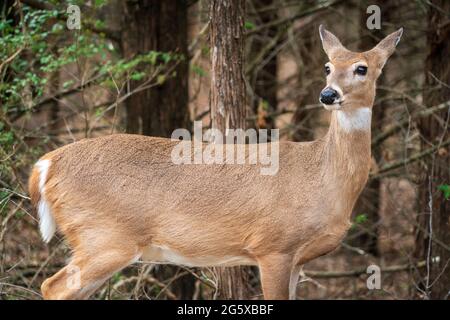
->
[0,47,24,73]
[246,0,343,36]
[0,282,42,298]
[10,73,104,121]
[371,138,450,179]
[19,0,121,41]
[372,100,450,146]
[304,261,427,279]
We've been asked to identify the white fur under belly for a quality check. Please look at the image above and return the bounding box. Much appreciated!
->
[141,245,256,267]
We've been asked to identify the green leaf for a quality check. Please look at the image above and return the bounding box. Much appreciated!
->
[15,210,26,219]
[0,131,14,146]
[157,75,166,85]
[191,64,206,77]
[111,272,122,283]
[130,72,146,81]
[0,190,10,202]
[438,184,450,200]
[161,52,171,63]
[94,0,108,7]
[94,20,106,29]
[148,51,158,65]
[244,21,255,30]
[95,107,105,117]
[354,214,368,224]
[62,80,75,89]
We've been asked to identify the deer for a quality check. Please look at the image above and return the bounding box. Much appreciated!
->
[28,25,402,300]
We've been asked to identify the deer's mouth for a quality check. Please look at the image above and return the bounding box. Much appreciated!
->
[322,100,344,110]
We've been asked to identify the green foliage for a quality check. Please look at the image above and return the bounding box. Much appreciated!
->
[157,74,166,85]
[111,272,123,283]
[438,184,450,200]
[350,213,368,230]
[0,7,98,200]
[244,21,256,30]
[1,7,108,114]
[0,129,14,147]
[0,3,182,204]
[98,50,182,87]
[354,213,368,224]
[94,0,108,8]
[191,64,206,77]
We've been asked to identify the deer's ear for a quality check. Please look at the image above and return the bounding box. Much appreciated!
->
[319,25,345,57]
[372,28,403,68]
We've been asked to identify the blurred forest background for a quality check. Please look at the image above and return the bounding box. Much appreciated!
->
[0,0,449,300]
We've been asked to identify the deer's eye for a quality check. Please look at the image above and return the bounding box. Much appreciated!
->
[355,66,368,75]
[324,65,331,75]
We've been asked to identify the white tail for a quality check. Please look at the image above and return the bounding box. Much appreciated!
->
[29,25,402,300]
[35,159,56,243]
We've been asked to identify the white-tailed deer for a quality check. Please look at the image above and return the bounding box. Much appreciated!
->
[29,25,402,300]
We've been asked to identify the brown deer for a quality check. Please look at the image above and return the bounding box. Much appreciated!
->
[28,25,402,300]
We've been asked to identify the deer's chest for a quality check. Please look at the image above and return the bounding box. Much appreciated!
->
[293,219,351,265]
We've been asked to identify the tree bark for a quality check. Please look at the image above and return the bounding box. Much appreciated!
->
[121,0,193,299]
[122,0,189,137]
[415,0,450,300]
[210,0,246,133]
[209,0,250,300]
[249,0,278,130]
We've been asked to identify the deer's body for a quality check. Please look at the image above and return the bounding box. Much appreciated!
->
[29,26,402,299]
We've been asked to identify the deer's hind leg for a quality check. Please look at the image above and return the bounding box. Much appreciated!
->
[41,240,142,300]
[288,264,302,300]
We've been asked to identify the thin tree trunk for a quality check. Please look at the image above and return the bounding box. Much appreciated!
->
[249,0,278,130]
[415,0,450,300]
[210,0,246,132]
[122,0,189,137]
[209,0,250,300]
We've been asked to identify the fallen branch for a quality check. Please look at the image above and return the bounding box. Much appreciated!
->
[7,260,427,281]
[304,260,426,279]
[370,138,450,180]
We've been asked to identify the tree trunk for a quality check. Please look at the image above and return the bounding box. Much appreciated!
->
[210,0,246,132]
[48,54,61,138]
[249,0,278,130]
[415,0,450,300]
[121,0,193,299]
[121,0,189,137]
[209,0,250,300]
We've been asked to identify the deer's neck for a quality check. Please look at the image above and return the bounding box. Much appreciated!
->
[320,107,372,218]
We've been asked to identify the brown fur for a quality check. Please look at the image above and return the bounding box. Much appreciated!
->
[28,166,41,210]
[29,26,402,300]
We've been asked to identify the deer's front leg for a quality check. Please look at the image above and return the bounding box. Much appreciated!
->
[257,254,293,300]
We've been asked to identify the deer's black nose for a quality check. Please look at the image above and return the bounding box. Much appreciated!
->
[320,88,339,105]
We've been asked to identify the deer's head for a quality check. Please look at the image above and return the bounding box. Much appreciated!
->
[318,25,402,111]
